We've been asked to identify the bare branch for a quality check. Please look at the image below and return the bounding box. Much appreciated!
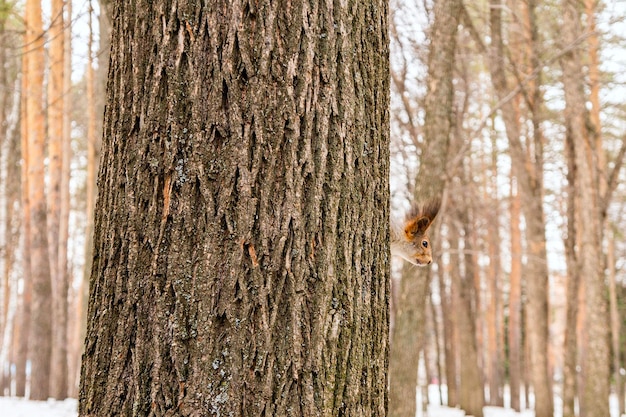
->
[602,136,626,214]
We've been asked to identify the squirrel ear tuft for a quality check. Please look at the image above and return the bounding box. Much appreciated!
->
[423,198,441,221]
[405,216,432,240]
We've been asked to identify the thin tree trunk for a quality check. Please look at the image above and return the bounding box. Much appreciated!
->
[485,138,503,406]
[0,2,7,345]
[59,0,73,397]
[429,294,444,406]
[24,0,53,400]
[48,0,68,400]
[83,0,97,331]
[444,222,462,411]
[15,46,31,398]
[608,235,622,416]
[75,0,98,395]
[439,267,457,407]
[74,4,109,394]
[562,108,580,417]
[0,48,21,395]
[584,0,604,192]
[506,5,528,410]
[509,176,522,412]
[457,208,485,417]
[0,7,9,394]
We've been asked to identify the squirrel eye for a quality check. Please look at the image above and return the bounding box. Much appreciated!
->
[422,240,428,248]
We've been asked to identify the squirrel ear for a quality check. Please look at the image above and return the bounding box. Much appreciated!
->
[405,216,432,240]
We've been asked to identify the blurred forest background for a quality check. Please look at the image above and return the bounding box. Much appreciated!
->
[0,0,624,416]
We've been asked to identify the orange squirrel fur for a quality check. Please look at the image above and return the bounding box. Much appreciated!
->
[391,198,441,266]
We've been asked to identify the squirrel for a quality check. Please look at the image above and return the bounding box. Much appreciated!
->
[390,198,441,266]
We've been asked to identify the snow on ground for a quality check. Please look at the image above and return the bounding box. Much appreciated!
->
[0,397,78,417]
[0,394,621,417]
[425,405,536,417]
[0,398,518,417]
[0,397,544,417]
[426,404,536,417]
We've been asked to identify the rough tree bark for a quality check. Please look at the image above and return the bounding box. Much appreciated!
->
[78,0,390,416]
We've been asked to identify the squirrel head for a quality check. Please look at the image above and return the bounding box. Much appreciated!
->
[394,198,441,267]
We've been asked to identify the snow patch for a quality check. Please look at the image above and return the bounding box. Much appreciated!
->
[0,397,77,417]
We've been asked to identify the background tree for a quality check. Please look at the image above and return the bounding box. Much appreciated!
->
[23,0,53,400]
[508,176,523,412]
[388,0,478,415]
[389,1,626,416]
[486,1,553,415]
[485,106,504,408]
[0,0,22,395]
[455,195,484,417]
[15,39,31,398]
[79,0,390,415]
[608,231,624,415]
[47,0,68,399]
[559,0,622,414]
[76,0,98,383]
[59,0,74,395]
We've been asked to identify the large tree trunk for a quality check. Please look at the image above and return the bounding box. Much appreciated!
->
[78,1,390,415]
[24,0,53,400]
